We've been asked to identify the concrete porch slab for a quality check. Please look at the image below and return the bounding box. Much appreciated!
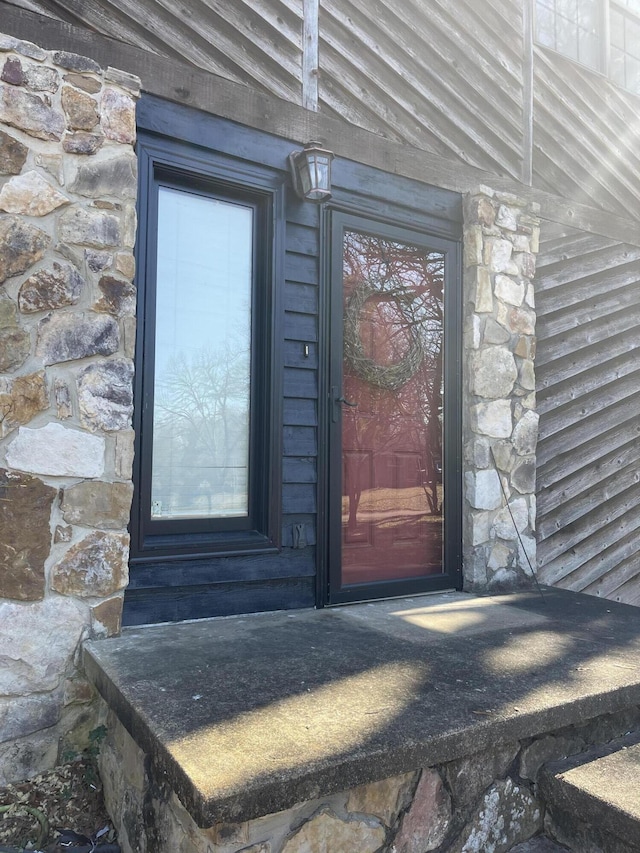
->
[83,588,640,827]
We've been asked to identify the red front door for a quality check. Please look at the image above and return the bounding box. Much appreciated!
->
[328,213,460,603]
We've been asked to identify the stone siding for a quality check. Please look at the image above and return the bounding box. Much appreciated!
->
[462,188,540,592]
[0,32,139,784]
[99,703,640,853]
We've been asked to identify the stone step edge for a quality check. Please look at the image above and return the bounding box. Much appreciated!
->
[538,730,640,851]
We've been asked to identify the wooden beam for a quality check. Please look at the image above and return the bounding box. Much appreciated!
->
[522,0,534,186]
[2,2,639,244]
[302,0,318,111]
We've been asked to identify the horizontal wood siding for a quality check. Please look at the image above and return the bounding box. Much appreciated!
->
[318,0,524,180]
[282,192,320,553]
[124,576,316,623]
[5,0,305,103]
[533,47,640,218]
[536,221,640,607]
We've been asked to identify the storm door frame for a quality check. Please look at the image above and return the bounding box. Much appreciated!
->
[319,206,463,606]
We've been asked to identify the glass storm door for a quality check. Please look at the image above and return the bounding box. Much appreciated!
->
[328,214,461,603]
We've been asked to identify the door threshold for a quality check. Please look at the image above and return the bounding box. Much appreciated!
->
[325,587,457,608]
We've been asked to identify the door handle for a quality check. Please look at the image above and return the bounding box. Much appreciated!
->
[332,386,358,422]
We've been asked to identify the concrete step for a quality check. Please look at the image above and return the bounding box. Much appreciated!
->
[539,731,640,853]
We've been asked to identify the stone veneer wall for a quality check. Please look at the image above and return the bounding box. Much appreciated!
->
[0,33,542,787]
[462,188,540,592]
[0,32,139,784]
[99,703,640,853]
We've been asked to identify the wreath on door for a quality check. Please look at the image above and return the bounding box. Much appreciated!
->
[343,281,425,391]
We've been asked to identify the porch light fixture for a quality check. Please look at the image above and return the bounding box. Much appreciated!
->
[288,141,334,202]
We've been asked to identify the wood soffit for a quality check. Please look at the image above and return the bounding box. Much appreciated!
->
[2,2,640,246]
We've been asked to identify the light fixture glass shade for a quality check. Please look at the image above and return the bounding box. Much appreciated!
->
[289,142,334,202]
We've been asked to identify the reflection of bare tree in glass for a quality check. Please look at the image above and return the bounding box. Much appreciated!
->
[342,232,444,530]
[152,343,250,517]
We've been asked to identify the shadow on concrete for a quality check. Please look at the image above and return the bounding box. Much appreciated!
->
[84,587,640,826]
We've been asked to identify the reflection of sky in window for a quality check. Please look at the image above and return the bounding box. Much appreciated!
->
[151,187,253,520]
[155,187,252,377]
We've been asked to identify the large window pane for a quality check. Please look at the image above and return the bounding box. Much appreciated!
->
[627,15,640,58]
[578,28,599,65]
[577,0,598,29]
[611,8,626,48]
[536,3,556,46]
[611,45,627,84]
[535,0,602,70]
[151,187,253,519]
[557,13,579,59]
[610,3,640,92]
[626,54,640,90]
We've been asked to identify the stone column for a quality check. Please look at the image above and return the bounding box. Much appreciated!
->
[0,32,139,783]
[462,187,540,591]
